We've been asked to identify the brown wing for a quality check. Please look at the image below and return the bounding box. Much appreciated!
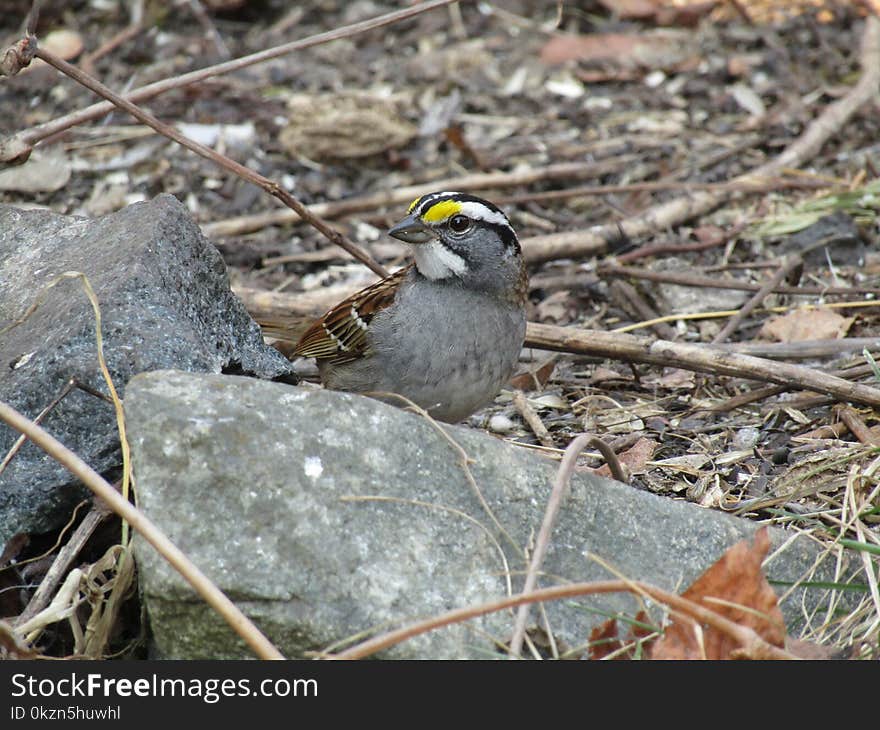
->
[295,266,410,364]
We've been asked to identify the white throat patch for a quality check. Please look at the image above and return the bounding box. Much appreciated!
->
[413,240,468,280]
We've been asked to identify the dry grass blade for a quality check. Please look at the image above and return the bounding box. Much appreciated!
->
[508,433,601,658]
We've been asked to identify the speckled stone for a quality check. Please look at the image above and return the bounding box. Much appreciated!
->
[126,371,860,659]
[0,196,292,545]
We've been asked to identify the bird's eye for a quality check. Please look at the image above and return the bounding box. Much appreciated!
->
[448,215,472,233]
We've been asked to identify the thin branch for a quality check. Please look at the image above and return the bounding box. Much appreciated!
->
[15,502,112,627]
[711,254,803,344]
[1,0,457,162]
[331,579,796,660]
[0,399,285,660]
[203,161,607,239]
[516,15,880,264]
[32,46,388,278]
[508,433,594,658]
[598,263,880,298]
[524,322,880,408]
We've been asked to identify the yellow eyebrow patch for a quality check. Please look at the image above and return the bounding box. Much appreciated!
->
[421,199,462,222]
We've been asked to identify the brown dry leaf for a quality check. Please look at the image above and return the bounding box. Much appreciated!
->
[649,527,786,659]
[588,617,624,659]
[759,308,853,343]
[595,437,656,477]
[597,0,661,18]
[540,31,696,71]
[590,366,631,384]
[655,367,696,388]
[508,358,556,391]
[534,290,573,323]
[655,1,719,27]
[588,611,656,659]
[693,224,726,245]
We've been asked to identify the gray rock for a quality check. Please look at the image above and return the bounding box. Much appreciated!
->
[126,370,858,659]
[0,196,293,545]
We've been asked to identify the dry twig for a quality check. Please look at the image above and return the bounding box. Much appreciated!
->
[525,322,880,408]
[0,0,457,163]
[519,15,880,264]
[30,46,388,278]
[332,579,796,660]
[15,502,112,628]
[508,433,594,658]
[711,255,804,345]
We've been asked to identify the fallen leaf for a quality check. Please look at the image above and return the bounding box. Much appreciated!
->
[44,29,84,60]
[588,617,624,660]
[649,527,786,659]
[649,453,711,475]
[540,31,696,71]
[590,367,631,384]
[534,290,573,323]
[588,611,656,660]
[508,358,556,391]
[597,0,660,19]
[729,83,766,118]
[655,1,719,27]
[595,437,656,477]
[654,368,695,388]
[759,308,853,343]
[693,224,726,245]
[0,152,71,193]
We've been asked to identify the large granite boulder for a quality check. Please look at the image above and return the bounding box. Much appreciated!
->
[126,370,858,659]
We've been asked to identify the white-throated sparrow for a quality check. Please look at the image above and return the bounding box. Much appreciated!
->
[290,191,528,422]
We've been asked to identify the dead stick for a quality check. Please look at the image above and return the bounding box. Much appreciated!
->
[15,502,112,627]
[0,0,457,162]
[610,279,677,339]
[204,162,607,239]
[32,46,389,279]
[512,391,555,449]
[715,338,880,360]
[704,361,875,413]
[599,263,880,297]
[524,322,880,408]
[834,405,880,447]
[332,579,795,660]
[711,255,803,344]
[521,15,880,264]
[508,433,594,658]
[499,177,830,207]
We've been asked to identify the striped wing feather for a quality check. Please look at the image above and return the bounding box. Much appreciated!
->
[295,266,409,364]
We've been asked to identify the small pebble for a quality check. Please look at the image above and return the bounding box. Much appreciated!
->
[732,426,761,450]
[488,414,516,434]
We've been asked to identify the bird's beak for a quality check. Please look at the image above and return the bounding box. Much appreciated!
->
[388,213,434,244]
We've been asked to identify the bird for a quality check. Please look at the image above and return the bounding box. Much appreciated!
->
[285,191,527,423]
